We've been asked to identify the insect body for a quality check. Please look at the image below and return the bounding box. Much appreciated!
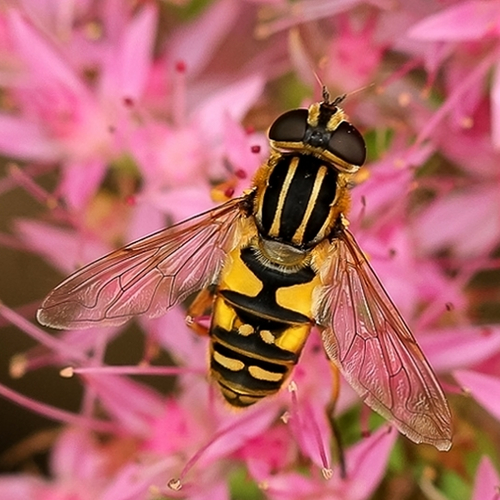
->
[37,92,452,450]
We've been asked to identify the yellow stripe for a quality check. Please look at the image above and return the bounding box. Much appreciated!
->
[268,157,299,238]
[291,165,328,245]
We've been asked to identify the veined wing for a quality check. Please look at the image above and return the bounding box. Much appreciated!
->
[37,196,250,329]
[314,228,452,450]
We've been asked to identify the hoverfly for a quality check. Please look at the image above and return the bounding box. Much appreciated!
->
[37,89,452,451]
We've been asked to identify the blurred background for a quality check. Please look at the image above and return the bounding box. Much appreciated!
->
[1,1,500,499]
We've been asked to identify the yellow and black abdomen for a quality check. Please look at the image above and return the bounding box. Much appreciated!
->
[209,151,345,406]
[210,245,321,407]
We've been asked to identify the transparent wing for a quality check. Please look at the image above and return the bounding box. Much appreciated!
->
[37,196,249,329]
[314,228,452,450]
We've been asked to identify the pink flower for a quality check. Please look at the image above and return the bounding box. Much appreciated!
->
[471,456,500,500]
[3,1,500,498]
[454,369,500,422]
[408,1,500,146]
[251,426,397,500]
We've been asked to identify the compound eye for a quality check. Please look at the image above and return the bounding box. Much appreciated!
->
[327,122,366,166]
[268,109,308,143]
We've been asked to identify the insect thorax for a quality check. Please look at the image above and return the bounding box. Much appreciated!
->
[253,152,347,248]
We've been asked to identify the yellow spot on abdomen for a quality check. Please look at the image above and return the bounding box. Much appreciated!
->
[259,329,275,344]
[238,324,254,336]
[213,351,245,372]
[249,365,284,382]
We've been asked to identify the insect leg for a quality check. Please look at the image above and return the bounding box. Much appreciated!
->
[185,287,216,336]
[327,363,346,478]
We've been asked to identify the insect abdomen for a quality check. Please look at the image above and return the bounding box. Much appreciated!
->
[209,245,319,407]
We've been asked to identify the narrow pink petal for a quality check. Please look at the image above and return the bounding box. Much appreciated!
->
[109,4,158,101]
[7,9,87,93]
[196,74,265,144]
[83,374,165,435]
[17,0,78,39]
[415,188,500,257]
[167,0,239,77]
[261,472,319,499]
[288,398,332,470]
[59,158,107,210]
[491,62,500,149]
[143,185,215,224]
[342,426,398,499]
[0,114,60,161]
[0,476,44,499]
[419,327,500,372]
[201,404,278,464]
[0,382,115,432]
[191,480,230,500]
[16,219,110,273]
[50,428,104,482]
[472,456,500,500]
[141,310,208,370]
[125,197,168,241]
[408,1,500,41]
[454,370,500,422]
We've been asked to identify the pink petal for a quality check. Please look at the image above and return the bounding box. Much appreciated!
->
[144,398,196,455]
[0,114,60,161]
[472,456,500,500]
[408,1,500,41]
[15,219,110,273]
[84,374,164,435]
[342,426,398,499]
[17,0,79,38]
[419,327,500,372]
[101,4,158,102]
[259,426,397,500]
[202,403,278,464]
[261,472,319,500]
[415,187,500,257]
[7,9,87,94]
[221,114,266,189]
[125,197,168,242]
[454,370,500,422]
[191,480,230,500]
[143,185,215,223]
[0,476,44,499]
[288,398,332,469]
[195,74,265,145]
[141,309,208,370]
[59,158,107,210]
[491,61,500,148]
[50,428,104,482]
[167,0,239,78]
[243,426,295,481]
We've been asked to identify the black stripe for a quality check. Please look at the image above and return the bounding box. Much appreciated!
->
[211,342,285,392]
[219,246,314,324]
[218,382,265,407]
[278,158,316,241]
[259,154,338,247]
[261,160,288,234]
[212,325,299,363]
[213,340,288,374]
[302,165,337,243]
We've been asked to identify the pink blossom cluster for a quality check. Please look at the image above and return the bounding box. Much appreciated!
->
[0,1,500,499]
